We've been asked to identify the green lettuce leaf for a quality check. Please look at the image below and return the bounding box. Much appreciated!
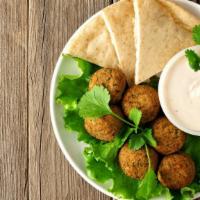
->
[56,56,100,144]
[91,127,133,168]
[181,186,196,200]
[183,135,200,180]
[56,56,99,107]
[84,148,138,199]
[153,184,173,200]
[136,168,157,200]
[57,56,200,200]
[84,148,113,183]
[110,163,138,199]
[63,109,96,144]
[181,135,200,199]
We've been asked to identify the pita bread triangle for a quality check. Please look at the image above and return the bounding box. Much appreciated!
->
[159,0,200,30]
[102,0,135,85]
[133,0,200,84]
[65,14,119,68]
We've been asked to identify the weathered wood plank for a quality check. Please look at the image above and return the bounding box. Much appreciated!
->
[28,0,113,200]
[1,0,199,200]
[27,0,200,199]
[0,0,28,200]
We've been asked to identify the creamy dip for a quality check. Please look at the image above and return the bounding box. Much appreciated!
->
[159,46,200,134]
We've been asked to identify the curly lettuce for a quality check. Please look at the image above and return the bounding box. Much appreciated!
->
[56,55,200,200]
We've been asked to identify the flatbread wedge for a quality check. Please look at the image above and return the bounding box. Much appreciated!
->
[133,0,200,84]
[65,14,119,68]
[102,0,135,85]
[159,0,200,30]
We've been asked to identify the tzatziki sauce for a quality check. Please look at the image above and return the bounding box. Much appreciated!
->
[159,46,200,135]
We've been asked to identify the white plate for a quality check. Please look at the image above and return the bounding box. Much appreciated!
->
[50,1,200,199]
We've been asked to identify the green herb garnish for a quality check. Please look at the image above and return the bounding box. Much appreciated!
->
[79,88,157,151]
[78,86,134,127]
[78,85,112,118]
[129,108,142,130]
[136,145,157,199]
[57,55,200,200]
[185,25,200,72]
[185,49,200,71]
[193,25,200,44]
[128,109,157,150]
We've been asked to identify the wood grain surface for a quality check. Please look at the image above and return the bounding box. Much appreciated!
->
[0,0,199,200]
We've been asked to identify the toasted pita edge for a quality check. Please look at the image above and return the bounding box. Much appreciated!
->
[102,0,136,85]
[65,12,119,69]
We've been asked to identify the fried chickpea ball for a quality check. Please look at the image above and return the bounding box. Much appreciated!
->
[119,144,159,180]
[158,153,196,189]
[84,106,123,142]
[153,117,186,155]
[89,68,127,103]
[122,85,160,124]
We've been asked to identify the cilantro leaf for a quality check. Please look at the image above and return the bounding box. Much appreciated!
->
[193,25,200,45]
[185,49,200,72]
[78,86,112,118]
[129,134,145,150]
[143,128,157,148]
[128,109,157,150]
[128,128,157,150]
[78,86,134,127]
[129,108,142,127]
[185,25,200,72]
[136,168,158,200]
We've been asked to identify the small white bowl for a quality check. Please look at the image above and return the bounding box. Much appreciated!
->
[159,46,200,136]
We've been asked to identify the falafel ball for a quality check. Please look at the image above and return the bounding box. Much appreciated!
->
[119,144,159,180]
[158,153,196,189]
[89,68,126,103]
[84,106,123,141]
[122,85,160,124]
[153,117,186,155]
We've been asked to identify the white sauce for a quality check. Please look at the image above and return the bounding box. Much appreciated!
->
[162,53,200,132]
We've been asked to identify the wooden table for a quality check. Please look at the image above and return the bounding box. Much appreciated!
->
[0,0,199,199]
